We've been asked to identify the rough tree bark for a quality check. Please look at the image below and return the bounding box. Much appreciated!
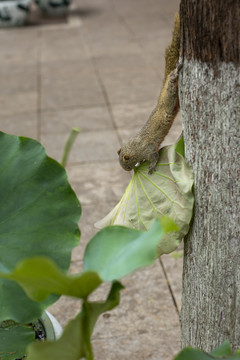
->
[179,0,240,352]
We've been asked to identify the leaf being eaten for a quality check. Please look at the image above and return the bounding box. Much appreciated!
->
[95,138,194,255]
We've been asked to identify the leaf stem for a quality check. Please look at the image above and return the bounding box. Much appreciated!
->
[61,127,81,167]
[82,301,95,360]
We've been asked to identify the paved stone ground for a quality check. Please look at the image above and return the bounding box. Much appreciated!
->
[0,0,184,358]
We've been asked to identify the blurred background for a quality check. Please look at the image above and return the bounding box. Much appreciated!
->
[0,0,183,358]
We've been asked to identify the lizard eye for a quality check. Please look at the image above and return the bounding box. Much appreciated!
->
[123,155,130,161]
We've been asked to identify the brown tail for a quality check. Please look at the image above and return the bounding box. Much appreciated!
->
[163,13,180,83]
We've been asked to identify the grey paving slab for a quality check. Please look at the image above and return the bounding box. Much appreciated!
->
[66,161,130,206]
[139,27,174,50]
[87,36,142,58]
[40,28,89,63]
[0,92,38,117]
[138,33,171,75]
[40,60,106,111]
[81,12,132,43]
[96,54,163,105]
[0,64,37,95]
[0,112,38,139]
[0,28,39,66]
[95,52,154,73]
[41,105,113,134]
[121,13,171,40]
[90,263,180,360]
[0,64,38,116]
[112,101,156,130]
[113,0,179,20]
[40,129,121,163]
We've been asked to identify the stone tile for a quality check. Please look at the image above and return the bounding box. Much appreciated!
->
[40,28,90,63]
[88,36,141,58]
[139,29,173,53]
[96,54,162,105]
[82,12,132,43]
[41,105,113,134]
[40,129,121,163]
[114,0,179,26]
[95,52,158,75]
[91,262,180,360]
[0,64,38,116]
[0,29,39,66]
[0,112,38,139]
[138,34,170,75]
[142,51,166,77]
[160,0,180,19]
[66,161,130,206]
[40,60,106,111]
[0,92,38,117]
[112,101,156,130]
[50,261,180,358]
[0,64,37,96]
[122,13,170,39]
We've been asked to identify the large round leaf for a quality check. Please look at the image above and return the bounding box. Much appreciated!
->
[0,323,35,360]
[95,138,194,255]
[0,132,81,323]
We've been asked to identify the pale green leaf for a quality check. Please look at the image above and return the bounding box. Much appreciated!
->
[95,138,194,255]
[175,135,185,157]
[27,282,123,360]
[0,257,102,302]
[84,217,177,281]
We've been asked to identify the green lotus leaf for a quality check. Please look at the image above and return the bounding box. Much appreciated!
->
[174,341,240,360]
[0,323,35,360]
[27,282,123,360]
[210,340,232,357]
[0,257,102,302]
[0,132,81,323]
[95,137,194,254]
[2,218,176,302]
[84,217,178,282]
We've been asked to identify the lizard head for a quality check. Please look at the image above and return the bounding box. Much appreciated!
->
[117,146,139,171]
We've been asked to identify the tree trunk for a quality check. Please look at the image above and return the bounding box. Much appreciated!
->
[179,0,240,352]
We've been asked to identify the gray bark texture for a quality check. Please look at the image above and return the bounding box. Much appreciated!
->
[179,0,240,352]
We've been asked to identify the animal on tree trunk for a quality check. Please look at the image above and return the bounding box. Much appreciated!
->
[118,13,181,174]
